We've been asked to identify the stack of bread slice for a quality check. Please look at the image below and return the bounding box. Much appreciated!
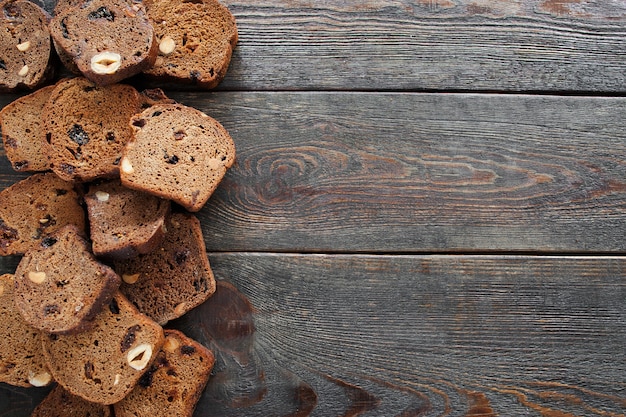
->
[0,0,239,414]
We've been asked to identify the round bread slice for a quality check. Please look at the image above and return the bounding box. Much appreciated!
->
[113,329,215,417]
[43,77,142,182]
[0,172,85,256]
[121,103,236,212]
[143,0,237,88]
[112,212,216,325]
[0,273,53,388]
[14,224,122,334]
[49,0,157,85]
[31,385,113,417]
[0,84,54,172]
[42,291,165,405]
[0,0,54,91]
[85,180,170,260]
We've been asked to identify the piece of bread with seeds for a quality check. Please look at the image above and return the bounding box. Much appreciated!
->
[0,84,54,172]
[143,0,237,88]
[49,0,157,85]
[84,180,170,260]
[0,273,53,388]
[0,172,85,256]
[42,291,164,405]
[121,103,236,212]
[113,329,215,417]
[112,212,216,325]
[0,0,54,91]
[31,384,113,417]
[13,224,121,334]
[42,76,142,182]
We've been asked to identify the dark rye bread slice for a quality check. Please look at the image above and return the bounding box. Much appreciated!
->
[0,274,53,388]
[114,329,215,417]
[0,84,54,172]
[49,0,157,85]
[85,180,170,260]
[43,77,142,182]
[143,0,237,88]
[0,0,54,91]
[13,225,121,334]
[0,172,85,256]
[121,103,236,212]
[112,212,215,325]
[31,385,113,417]
[42,291,165,405]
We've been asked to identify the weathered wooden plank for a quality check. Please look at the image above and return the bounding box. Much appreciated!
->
[1,91,625,253]
[183,92,625,253]
[3,253,624,416]
[214,0,626,92]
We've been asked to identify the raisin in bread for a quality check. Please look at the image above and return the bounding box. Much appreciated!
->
[143,0,237,88]
[0,172,85,255]
[31,385,113,417]
[0,0,54,91]
[85,180,170,260]
[49,0,157,85]
[112,212,215,325]
[113,329,215,417]
[0,273,53,388]
[14,225,121,334]
[42,291,165,405]
[121,103,236,212]
[0,84,54,172]
[43,76,142,182]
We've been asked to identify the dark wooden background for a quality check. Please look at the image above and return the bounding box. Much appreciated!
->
[1,0,626,415]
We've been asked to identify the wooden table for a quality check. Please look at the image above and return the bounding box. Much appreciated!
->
[1,0,626,415]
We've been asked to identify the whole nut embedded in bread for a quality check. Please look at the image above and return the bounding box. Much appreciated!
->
[91,52,122,74]
[122,273,140,284]
[28,371,52,387]
[95,191,110,202]
[159,36,175,55]
[162,335,180,353]
[120,157,134,174]
[16,41,31,51]
[28,271,47,284]
[18,65,29,77]
[127,343,153,370]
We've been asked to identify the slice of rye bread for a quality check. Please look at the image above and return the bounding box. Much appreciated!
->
[0,274,53,388]
[113,329,215,417]
[0,0,54,91]
[84,180,170,260]
[139,87,176,109]
[121,103,236,212]
[43,77,142,182]
[112,212,216,325]
[0,172,85,256]
[49,0,157,85]
[143,0,237,88]
[13,224,121,334]
[31,384,113,417]
[42,291,165,405]
[0,84,54,172]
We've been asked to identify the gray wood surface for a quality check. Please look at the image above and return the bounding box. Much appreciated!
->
[174,92,626,253]
[216,0,626,92]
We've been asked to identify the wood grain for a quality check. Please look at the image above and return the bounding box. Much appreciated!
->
[178,92,624,253]
[215,0,626,92]
[174,253,626,416]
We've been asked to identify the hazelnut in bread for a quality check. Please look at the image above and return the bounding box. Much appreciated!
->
[0,273,52,388]
[42,291,165,405]
[0,172,85,256]
[121,103,236,212]
[13,224,121,334]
